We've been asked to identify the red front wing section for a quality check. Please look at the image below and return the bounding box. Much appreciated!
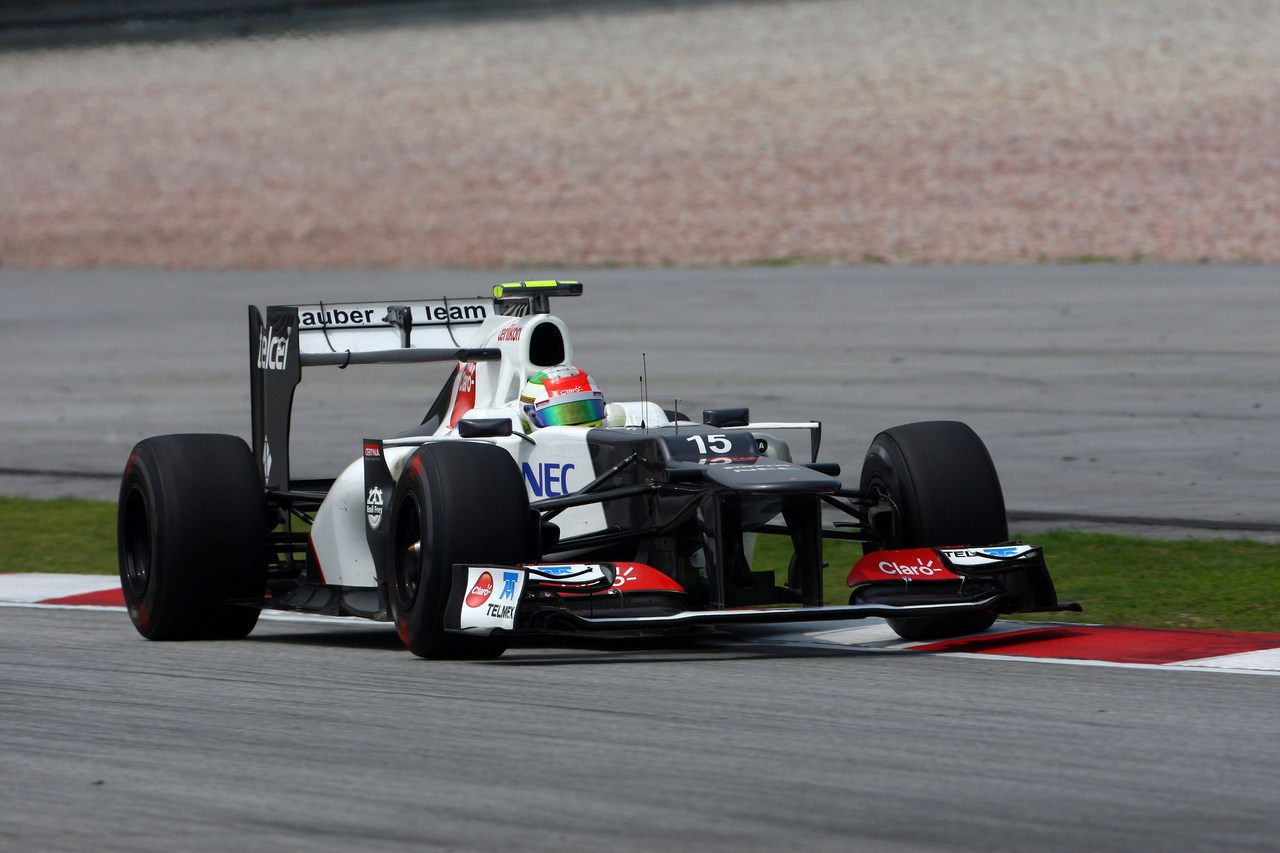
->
[847,548,961,586]
[527,562,686,596]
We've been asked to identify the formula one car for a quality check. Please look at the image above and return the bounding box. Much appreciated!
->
[118,280,1079,658]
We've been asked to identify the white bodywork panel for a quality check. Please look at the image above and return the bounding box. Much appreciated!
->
[309,443,416,587]
[437,313,575,426]
[309,427,608,590]
[509,426,606,539]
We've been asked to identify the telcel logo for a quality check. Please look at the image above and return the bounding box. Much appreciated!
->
[257,326,291,371]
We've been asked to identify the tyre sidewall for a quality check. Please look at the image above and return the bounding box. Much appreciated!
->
[387,442,536,659]
[859,421,1007,640]
[860,421,1008,551]
[118,435,266,640]
[119,442,169,638]
[387,455,447,655]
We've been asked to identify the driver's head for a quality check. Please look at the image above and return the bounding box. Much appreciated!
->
[519,366,606,430]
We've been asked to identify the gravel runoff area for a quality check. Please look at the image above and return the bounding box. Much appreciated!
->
[2,0,1279,269]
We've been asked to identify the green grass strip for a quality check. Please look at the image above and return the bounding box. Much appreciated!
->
[0,496,118,575]
[1010,530,1280,633]
[2,496,1278,632]
[768,532,1280,633]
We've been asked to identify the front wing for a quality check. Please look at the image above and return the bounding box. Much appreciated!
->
[444,564,1012,637]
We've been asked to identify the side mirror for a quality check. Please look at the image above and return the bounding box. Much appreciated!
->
[703,408,750,427]
[457,418,515,438]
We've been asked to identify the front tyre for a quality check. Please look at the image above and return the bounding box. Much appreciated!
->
[118,434,267,640]
[860,421,1007,642]
[386,442,538,660]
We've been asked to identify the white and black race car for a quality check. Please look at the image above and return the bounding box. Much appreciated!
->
[118,280,1079,659]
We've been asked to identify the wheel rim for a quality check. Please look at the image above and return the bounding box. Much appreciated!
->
[121,485,152,598]
[393,493,423,609]
[865,477,903,549]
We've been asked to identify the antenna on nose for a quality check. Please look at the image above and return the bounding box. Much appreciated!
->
[640,352,648,430]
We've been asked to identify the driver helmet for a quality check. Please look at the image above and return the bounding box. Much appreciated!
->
[519,366,606,429]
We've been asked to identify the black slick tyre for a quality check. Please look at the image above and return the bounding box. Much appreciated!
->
[386,442,538,660]
[859,421,1007,642]
[118,434,267,640]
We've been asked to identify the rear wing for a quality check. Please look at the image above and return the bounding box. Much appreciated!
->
[248,282,582,489]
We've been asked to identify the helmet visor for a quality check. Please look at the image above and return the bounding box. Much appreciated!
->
[534,398,606,427]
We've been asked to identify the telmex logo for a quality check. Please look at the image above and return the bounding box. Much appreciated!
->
[943,546,1030,561]
[534,565,580,576]
[465,571,494,608]
[878,559,943,577]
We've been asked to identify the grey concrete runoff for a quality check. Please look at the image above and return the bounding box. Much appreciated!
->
[1,264,1276,539]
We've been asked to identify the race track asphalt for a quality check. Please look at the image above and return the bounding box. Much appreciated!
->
[3,265,1279,850]
[2,264,1277,538]
[5,605,1280,853]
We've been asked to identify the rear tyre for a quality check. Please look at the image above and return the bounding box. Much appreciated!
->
[859,421,1007,642]
[387,442,538,660]
[118,434,267,640]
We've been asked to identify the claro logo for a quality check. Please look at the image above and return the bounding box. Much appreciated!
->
[257,326,291,371]
[877,558,944,577]
[465,572,494,608]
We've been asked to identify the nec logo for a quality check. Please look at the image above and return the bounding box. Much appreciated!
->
[521,462,574,497]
